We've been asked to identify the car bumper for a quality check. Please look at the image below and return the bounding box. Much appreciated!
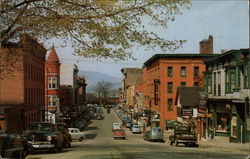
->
[29,142,55,149]
[114,136,125,138]
[177,140,197,143]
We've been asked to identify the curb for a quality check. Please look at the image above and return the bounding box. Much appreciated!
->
[198,143,249,153]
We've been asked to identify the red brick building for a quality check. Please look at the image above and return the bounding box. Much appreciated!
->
[45,45,60,122]
[143,54,217,130]
[0,35,46,133]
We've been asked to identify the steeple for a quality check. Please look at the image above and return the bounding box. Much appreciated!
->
[47,44,59,62]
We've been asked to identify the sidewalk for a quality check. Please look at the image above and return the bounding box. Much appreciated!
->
[198,137,249,154]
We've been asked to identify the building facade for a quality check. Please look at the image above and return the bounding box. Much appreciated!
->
[121,68,143,107]
[204,48,250,143]
[0,35,46,133]
[143,54,217,131]
[45,45,60,123]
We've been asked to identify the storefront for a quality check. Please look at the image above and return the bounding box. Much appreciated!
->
[208,101,232,138]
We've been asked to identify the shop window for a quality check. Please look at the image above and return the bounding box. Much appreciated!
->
[205,74,212,94]
[167,66,173,77]
[216,112,230,132]
[231,116,237,137]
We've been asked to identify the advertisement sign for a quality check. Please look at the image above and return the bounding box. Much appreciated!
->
[154,79,160,105]
[181,109,193,116]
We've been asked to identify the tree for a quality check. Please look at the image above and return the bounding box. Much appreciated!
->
[1,0,190,60]
[92,81,113,104]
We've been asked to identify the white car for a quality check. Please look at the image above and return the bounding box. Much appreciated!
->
[68,128,86,141]
[112,123,121,131]
[131,125,142,134]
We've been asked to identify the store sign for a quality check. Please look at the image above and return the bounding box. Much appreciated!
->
[198,92,207,108]
[181,109,193,116]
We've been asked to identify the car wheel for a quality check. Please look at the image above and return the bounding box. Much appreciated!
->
[79,137,83,141]
[67,142,71,148]
[123,137,126,140]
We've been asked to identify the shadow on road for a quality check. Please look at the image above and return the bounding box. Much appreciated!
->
[85,133,97,139]
[84,126,99,131]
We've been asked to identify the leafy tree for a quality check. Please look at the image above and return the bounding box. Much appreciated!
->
[1,0,190,60]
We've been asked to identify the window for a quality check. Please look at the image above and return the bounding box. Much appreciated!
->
[181,66,186,77]
[213,73,216,95]
[167,66,173,77]
[205,74,212,94]
[194,82,199,86]
[226,69,236,93]
[48,96,59,106]
[181,82,186,87]
[167,82,173,93]
[194,66,199,78]
[48,77,58,89]
[218,72,221,96]
[244,66,249,88]
[167,98,173,111]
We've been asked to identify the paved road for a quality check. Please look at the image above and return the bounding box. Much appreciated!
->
[27,109,247,159]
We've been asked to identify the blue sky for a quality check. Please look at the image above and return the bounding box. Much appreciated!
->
[45,0,249,78]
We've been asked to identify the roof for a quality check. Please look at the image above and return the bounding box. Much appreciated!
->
[176,87,203,107]
[47,44,59,62]
[205,48,249,64]
[144,54,218,66]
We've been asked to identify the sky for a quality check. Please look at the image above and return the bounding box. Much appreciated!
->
[45,0,249,78]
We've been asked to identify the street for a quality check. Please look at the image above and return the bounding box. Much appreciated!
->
[27,110,247,159]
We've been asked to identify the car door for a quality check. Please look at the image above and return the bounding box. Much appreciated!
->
[74,129,81,139]
[70,129,76,140]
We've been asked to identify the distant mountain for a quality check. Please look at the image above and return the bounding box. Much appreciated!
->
[79,71,121,92]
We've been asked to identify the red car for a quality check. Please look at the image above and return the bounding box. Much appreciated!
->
[113,129,126,140]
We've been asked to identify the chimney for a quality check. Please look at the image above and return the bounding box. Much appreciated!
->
[199,35,213,54]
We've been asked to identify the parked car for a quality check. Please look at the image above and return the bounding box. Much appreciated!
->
[23,122,64,152]
[56,123,72,148]
[68,128,86,141]
[143,126,164,142]
[131,125,142,134]
[0,131,26,159]
[112,123,121,131]
[169,125,197,146]
[113,129,126,139]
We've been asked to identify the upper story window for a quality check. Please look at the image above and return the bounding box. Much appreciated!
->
[167,98,173,111]
[48,77,58,89]
[48,95,59,106]
[181,66,186,77]
[244,66,249,89]
[226,69,236,93]
[194,66,199,78]
[181,82,186,87]
[167,66,173,77]
[205,73,212,94]
[194,82,199,86]
[167,82,173,93]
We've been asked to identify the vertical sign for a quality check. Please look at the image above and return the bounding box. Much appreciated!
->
[154,79,160,105]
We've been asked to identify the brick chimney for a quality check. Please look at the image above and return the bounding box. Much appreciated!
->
[199,35,213,54]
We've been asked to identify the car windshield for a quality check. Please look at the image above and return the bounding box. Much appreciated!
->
[115,129,124,132]
[27,123,54,132]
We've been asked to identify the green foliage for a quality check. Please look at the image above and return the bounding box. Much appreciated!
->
[1,0,191,60]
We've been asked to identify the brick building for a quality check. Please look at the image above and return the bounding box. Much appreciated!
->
[45,45,60,123]
[0,35,46,133]
[200,35,213,54]
[121,68,143,107]
[143,53,217,130]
